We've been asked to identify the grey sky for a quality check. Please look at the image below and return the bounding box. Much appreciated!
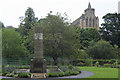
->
[0,0,119,28]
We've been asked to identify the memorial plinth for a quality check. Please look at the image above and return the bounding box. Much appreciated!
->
[30,27,46,73]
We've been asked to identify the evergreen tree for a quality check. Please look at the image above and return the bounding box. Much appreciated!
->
[100,13,120,47]
[18,7,38,54]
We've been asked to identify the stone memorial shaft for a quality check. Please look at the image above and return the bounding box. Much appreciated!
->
[34,27,43,58]
[30,26,46,73]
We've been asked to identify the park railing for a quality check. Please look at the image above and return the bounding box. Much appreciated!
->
[2,57,31,65]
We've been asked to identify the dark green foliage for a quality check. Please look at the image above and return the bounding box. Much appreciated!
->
[76,62,86,66]
[47,72,65,77]
[104,64,111,67]
[6,73,13,77]
[18,7,38,55]
[18,72,31,78]
[86,40,116,59]
[68,64,74,70]
[0,21,5,28]
[2,72,10,76]
[75,27,101,49]
[59,66,81,75]
[16,65,30,69]
[42,13,77,65]
[47,66,81,77]
[95,61,99,67]
[19,7,37,36]
[100,13,120,47]
[2,28,29,58]
[111,61,118,68]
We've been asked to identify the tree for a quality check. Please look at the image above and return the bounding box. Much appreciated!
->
[0,21,5,28]
[100,13,120,47]
[2,28,29,58]
[19,7,37,36]
[41,13,77,65]
[18,7,38,55]
[75,27,101,49]
[86,40,116,59]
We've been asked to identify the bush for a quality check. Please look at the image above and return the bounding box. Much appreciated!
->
[77,62,86,66]
[18,72,31,78]
[47,72,65,77]
[6,73,13,77]
[84,59,92,66]
[111,61,118,68]
[13,74,18,78]
[68,64,73,70]
[17,65,29,69]
[69,70,79,75]
[86,40,116,59]
[47,66,81,77]
[64,70,70,76]
[110,59,116,64]
[59,66,68,72]
[104,64,111,67]
[73,67,81,73]
[2,72,10,76]
[95,61,99,67]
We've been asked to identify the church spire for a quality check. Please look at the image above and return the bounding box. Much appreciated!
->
[88,2,91,8]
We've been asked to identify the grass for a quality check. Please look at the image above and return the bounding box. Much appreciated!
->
[78,66,118,78]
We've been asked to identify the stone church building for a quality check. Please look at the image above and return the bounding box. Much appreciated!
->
[72,3,99,30]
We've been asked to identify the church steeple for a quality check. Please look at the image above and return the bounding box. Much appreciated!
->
[88,2,91,8]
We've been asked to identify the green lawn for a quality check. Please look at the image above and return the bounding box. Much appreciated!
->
[78,67,118,78]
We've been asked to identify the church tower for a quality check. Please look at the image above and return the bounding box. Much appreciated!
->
[72,2,99,30]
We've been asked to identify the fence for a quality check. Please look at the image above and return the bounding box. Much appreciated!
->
[2,57,31,65]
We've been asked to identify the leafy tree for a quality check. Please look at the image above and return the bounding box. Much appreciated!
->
[86,40,116,59]
[72,49,88,59]
[75,27,101,49]
[0,21,5,28]
[100,13,120,47]
[2,28,29,58]
[18,7,38,55]
[19,7,38,36]
[41,13,77,65]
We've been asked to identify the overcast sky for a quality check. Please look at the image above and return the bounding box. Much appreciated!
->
[0,0,119,28]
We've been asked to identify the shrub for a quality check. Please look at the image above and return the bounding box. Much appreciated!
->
[59,66,68,72]
[17,65,29,69]
[13,74,18,78]
[2,72,9,76]
[64,70,80,76]
[112,61,118,68]
[84,59,92,66]
[95,61,99,67]
[69,70,79,75]
[77,62,86,66]
[47,72,64,77]
[68,64,73,70]
[18,72,31,78]
[64,70,70,76]
[110,59,116,64]
[6,73,13,77]
[104,64,111,67]
[73,67,81,73]
[6,66,15,72]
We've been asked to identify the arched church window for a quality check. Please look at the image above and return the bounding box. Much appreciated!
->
[89,17,91,27]
[86,18,88,27]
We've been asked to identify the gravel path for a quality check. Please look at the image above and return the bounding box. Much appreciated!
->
[0,70,94,80]
[58,70,94,78]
